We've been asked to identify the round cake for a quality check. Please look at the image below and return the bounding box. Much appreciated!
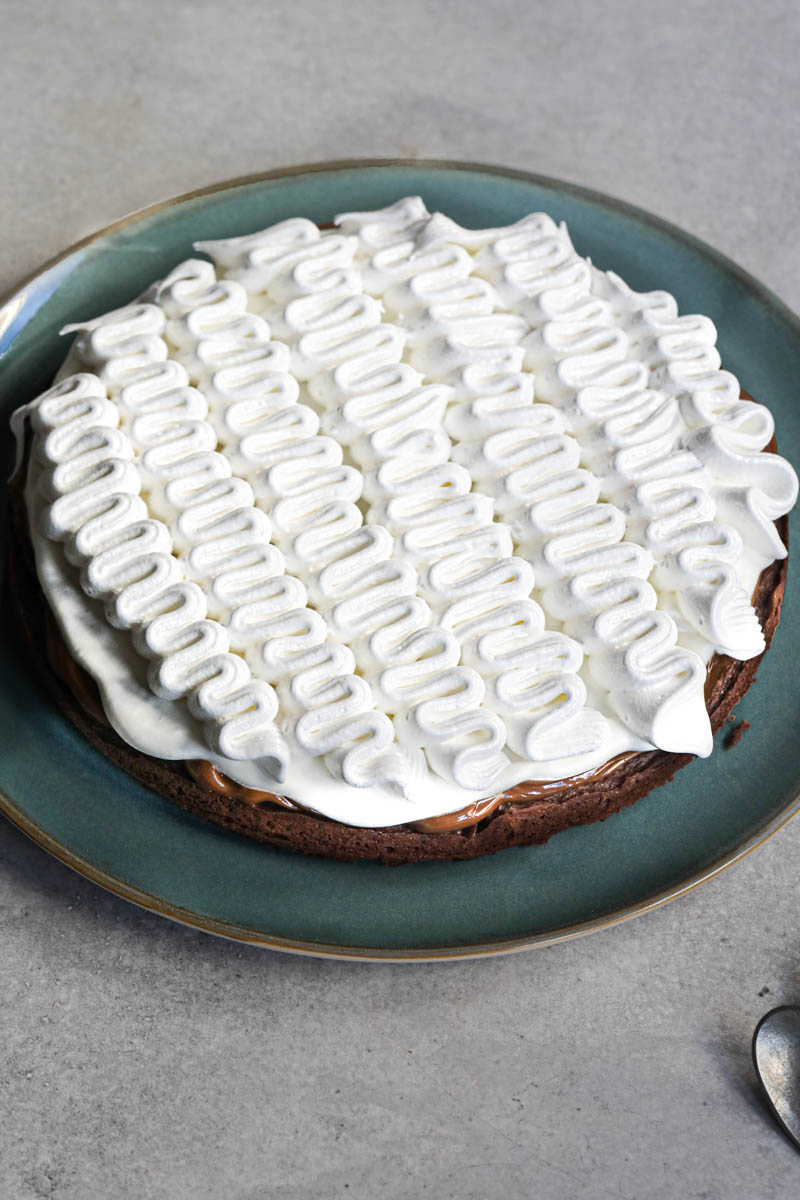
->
[8,197,797,863]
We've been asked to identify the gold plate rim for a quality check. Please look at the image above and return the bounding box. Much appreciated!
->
[2,781,799,962]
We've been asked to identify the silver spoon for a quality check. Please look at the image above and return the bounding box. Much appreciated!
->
[752,1005,800,1150]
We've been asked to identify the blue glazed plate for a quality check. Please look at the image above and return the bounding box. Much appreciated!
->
[2,161,799,960]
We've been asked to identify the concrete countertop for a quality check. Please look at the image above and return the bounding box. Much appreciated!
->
[2,2,799,1196]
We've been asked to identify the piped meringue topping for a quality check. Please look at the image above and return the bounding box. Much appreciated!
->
[14,199,797,827]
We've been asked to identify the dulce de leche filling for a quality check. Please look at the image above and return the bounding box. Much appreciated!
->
[405,752,638,832]
[184,760,301,812]
[193,749,639,832]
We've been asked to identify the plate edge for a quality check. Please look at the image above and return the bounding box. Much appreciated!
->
[2,158,799,337]
[2,158,800,959]
[2,782,799,961]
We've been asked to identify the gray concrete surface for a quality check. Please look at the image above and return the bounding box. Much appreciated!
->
[2,1,799,1196]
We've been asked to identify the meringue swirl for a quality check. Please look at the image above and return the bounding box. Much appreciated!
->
[60,298,409,795]
[199,217,617,774]
[159,251,508,790]
[31,369,289,774]
[15,197,797,828]
[336,203,716,755]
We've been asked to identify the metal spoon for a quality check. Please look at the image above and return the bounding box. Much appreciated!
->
[752,1005,800,1150]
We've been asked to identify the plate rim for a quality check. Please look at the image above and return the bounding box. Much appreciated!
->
[2,157,799,961]
[3,157,800,335]
[2,781,800,961]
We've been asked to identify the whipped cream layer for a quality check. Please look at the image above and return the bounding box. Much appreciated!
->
[14,198,797,828]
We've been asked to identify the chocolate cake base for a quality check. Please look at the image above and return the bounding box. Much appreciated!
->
[6,453,788,865]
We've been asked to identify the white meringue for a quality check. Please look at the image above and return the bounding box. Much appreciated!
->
[14,198,796,828]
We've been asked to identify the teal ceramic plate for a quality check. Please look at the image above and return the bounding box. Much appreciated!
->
[2,161,799,960]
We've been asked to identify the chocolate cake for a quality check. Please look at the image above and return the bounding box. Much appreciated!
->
[8,198,797,864]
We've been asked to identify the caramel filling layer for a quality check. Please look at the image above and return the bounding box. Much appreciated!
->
[185,760,301,812]
[406,753,637,832]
